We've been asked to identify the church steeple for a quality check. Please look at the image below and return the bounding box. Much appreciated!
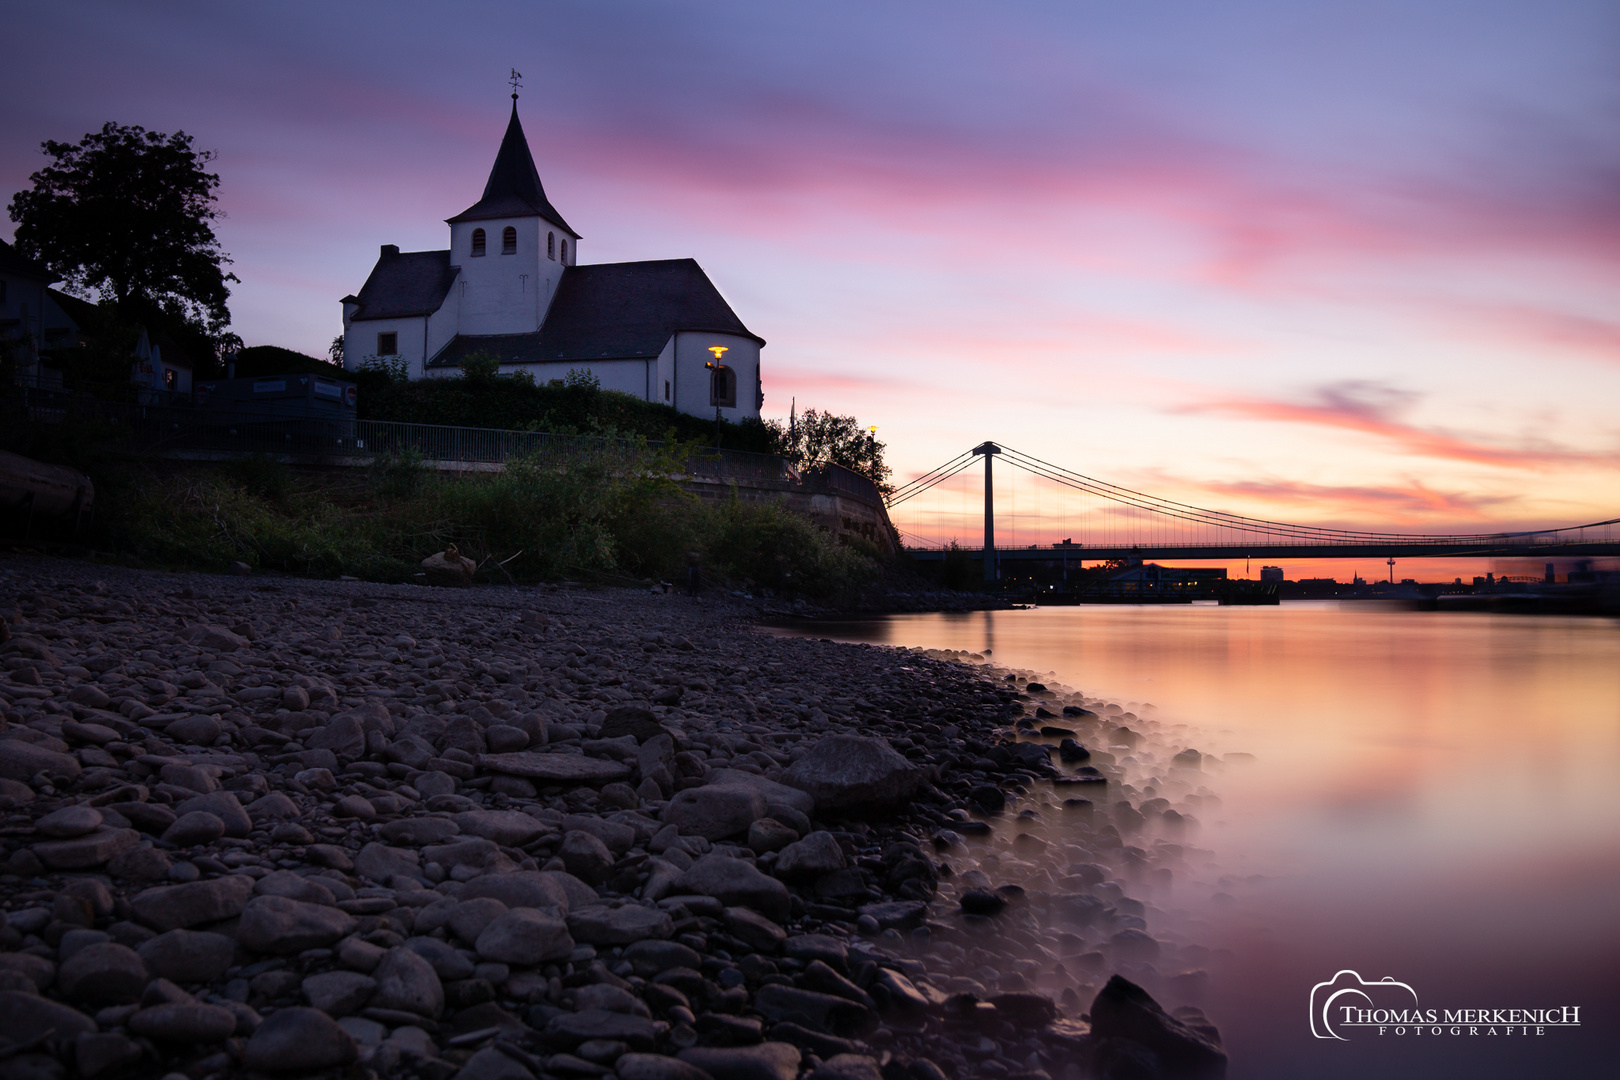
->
[446,101,577,236]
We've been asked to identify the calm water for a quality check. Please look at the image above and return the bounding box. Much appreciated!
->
[778,604,1620,1079]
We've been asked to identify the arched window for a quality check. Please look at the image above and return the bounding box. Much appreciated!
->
[471,229,486,257]
[559,239,568,265]
[502,226,517,255]
[709,364,736,408]
[547,232,555,260]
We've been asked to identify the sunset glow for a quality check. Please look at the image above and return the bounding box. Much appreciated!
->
[5,1,1616,559]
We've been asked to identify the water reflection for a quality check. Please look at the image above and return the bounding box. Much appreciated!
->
[772,605,1620,1078]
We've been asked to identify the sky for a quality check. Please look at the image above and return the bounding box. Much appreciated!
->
[4,1,1618,579]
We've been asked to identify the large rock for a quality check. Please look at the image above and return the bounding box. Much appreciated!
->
[244,1006,358,1072]
[138,929,237,983]
[478,752,631,784]
[704,769,816,816]
[56,943,148,1005]
[0,990,95,1046]
[678,1043,802,1080]
[475,907,573,965]
[237,895,357,954]
[128,1002,239,1042]
[35,804,102,837]
[302,971,377,1016]
[372,946,444,1018]
[544,1009,661,1050]
[186,624,250,651]
[1089,975,1227,1079]
[753,985,873,1037]
[34,827,139,869]
[457,871,573,914]
[0,739,81,782]
[662,786,766,841]
[567,904,674,945]
[773,832,847,884]
[422,545,477,586]
[674,855,791,920]
[456,809,549,847]
[618,1053,716,1080]
[598,706,668,743]
[130,874,256,931]
[780,736,920,815]
[809,1055,884,1080]
[560,829,614,884]
[354,842,421,882]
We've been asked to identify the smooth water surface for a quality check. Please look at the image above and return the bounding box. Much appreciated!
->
[780,604,1620,1078]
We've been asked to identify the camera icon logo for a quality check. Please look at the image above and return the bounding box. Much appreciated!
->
[1309,970,1421,1040]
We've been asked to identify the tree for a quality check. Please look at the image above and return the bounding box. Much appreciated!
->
[770,408,893,494]
[8,122,237,355]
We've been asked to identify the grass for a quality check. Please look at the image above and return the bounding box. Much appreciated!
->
[88,447,879,598]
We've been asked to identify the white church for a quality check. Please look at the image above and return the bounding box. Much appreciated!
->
[340,98,764,421]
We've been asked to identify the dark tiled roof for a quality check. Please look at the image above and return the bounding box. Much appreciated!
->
[46,288,98,327]
[446,104,577,236]
[427,258,763,368]
[347,248,457,321]
[0,239,56,282]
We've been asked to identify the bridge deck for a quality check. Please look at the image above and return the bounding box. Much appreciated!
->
[909,542,1620,561]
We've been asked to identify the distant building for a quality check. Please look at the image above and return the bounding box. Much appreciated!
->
[1259,565,1284,582]
[340,99,764,421]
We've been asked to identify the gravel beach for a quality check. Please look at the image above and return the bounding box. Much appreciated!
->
[0,558,1225,1080]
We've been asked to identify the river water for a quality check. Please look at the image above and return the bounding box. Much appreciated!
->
[775,603,1620,1079]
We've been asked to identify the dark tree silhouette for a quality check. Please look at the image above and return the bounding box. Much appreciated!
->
[7,122,237,344]
[770,408,893,494]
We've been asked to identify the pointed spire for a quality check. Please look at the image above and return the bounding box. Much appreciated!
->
[446,99,577,235]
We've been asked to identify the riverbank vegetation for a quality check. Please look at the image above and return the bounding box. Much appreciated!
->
[70,446,882,597]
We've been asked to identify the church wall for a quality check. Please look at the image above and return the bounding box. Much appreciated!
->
[448,218,560,336]
[501,359,652,399]
[424,284,462,370]
[654,335,676,408]
[673,331,761,422]
[344,316,429,379]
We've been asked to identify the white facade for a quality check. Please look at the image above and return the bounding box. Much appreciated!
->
[340,102,763,420]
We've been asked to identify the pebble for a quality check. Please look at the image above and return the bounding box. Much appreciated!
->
[0,560,1219,1080]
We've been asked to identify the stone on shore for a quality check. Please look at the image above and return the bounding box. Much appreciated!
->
[780,735,921,815]
[244,1006,358,1072]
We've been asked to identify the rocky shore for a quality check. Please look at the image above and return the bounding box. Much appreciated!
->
[0,557,1224,1080]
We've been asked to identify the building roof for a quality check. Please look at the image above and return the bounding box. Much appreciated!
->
[446,103,577,236]
[0,239,56,283]
[427,258,764,368]
[346,247,457,322]
[46,288,98,328]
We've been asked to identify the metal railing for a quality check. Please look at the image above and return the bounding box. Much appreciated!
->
[3,386,888,505]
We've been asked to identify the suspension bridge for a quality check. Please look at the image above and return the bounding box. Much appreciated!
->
[889,442,1620,580]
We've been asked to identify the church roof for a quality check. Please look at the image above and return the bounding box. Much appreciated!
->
[347,247,457,322]
[427,258,764,368]
[446,103,578,235]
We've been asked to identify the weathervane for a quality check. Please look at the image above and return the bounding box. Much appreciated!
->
[509,68,523,101]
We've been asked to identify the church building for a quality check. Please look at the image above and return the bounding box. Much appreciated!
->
[340,98,764,421]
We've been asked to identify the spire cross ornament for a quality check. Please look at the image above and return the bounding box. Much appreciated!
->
[509,69,523,100]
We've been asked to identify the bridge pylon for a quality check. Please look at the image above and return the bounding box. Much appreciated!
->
[972,442,1002,582]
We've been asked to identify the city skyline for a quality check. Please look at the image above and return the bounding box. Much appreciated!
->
[5,0,1616,564]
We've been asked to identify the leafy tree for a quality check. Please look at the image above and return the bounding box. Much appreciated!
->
[7,122,237,365]
[769,408,893,494]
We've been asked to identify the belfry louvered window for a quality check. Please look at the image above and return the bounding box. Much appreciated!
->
[502,227,517,254]
[471,229,485,256]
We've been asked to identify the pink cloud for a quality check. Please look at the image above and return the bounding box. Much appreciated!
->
[1179,381,1617,470]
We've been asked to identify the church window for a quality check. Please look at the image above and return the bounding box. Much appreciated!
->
[547,232,555,260]
[471,229,486,257]
[560,239,569,264]
[709,364,736,409]
[664,380,670,401]
[502,227,517,254]
[377,332,399,356]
